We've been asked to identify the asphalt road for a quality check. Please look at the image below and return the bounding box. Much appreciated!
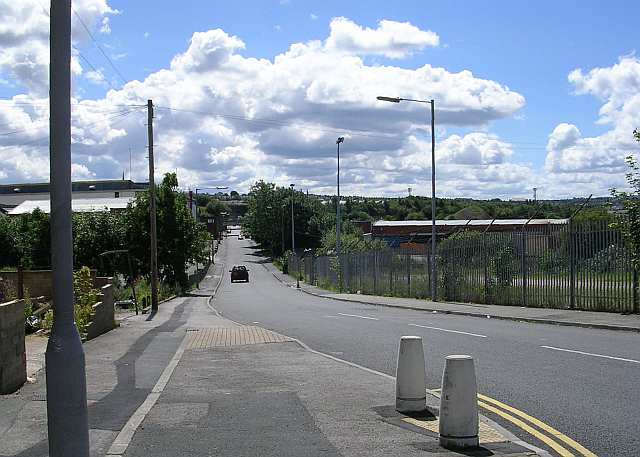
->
[213,237,640,457]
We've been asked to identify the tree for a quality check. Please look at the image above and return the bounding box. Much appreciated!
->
[73,212,125,274]
[124,173,210,289]
[204,199,228,218]
[0,209,50,270]
[611,129,640,268]
[243,181,328,256]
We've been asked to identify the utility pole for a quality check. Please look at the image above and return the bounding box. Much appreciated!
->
[336,137,344,292]
[290,183,298,288]
[430,100,437,302]
[46,1,90,455]
[281,206,285,253]
[129,147,132,180]
[148,100,159,311]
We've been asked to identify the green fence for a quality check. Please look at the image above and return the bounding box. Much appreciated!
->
[290,220,638,313]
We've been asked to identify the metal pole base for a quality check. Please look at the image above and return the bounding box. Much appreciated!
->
[439,435,479,449]
[45,321,90,457]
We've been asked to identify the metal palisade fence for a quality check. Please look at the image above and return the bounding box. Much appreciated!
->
[289,219,638,313]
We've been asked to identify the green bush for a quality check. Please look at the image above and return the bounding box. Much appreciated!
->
[42,266,99,336]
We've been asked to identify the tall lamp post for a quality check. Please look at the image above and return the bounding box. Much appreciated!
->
[290,183,299,288]
[336,137,344,292]
[281,204,286,254]
[46,1,90,455]
[377,96,437,301]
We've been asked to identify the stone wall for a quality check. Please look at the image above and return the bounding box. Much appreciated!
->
[86,280,115,341]
[0,269,98,299]
[0,299,26,394]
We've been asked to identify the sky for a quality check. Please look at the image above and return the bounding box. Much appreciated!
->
[0,0,639,199]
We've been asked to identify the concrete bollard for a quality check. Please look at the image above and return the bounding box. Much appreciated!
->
[395,336,426,412]
[439,355,479,449]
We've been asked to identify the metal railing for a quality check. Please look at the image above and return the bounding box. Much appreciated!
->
[289,220,638,313]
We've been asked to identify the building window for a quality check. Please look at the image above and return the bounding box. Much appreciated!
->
[115,192,120,198]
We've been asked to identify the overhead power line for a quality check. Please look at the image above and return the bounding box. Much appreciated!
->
[0,108,143,148]
[0,108,143,137]
[154,105,402,141]
[35,1,127,89]
[72,8,128,86]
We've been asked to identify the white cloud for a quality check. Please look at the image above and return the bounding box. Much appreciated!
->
[545,57,640,193]
[0,0,117,94]
[100,17,111,34]
[71,163,95,179]
[0,16,534,197]
[325,17,439,59]
[85,69,106,85]
[170,29,245,73]
[310,13,318,21]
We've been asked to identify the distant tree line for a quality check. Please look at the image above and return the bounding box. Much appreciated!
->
[241,179,611,258]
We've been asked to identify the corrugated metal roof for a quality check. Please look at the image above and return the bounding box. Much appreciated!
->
[373,219,569,227]
[0,179,148,195]
[8,197,134,215]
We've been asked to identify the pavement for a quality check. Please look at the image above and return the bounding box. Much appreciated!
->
[269,265,640,332]
[0,241,539,457]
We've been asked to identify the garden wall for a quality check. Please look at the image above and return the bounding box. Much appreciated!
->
[86,279,115,341]
[0,299,26,394]
[0,269,98,299]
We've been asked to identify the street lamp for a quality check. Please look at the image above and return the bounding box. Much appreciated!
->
[336,137,344,292]
[47,2,90,455]
[290,183,299,288]
[377,95,437,301]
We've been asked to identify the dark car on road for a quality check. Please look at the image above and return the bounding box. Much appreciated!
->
[230,265,249,282]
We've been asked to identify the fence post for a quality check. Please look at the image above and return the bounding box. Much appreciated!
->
[633,265,639,314]
[521,230,527,307]
[407,252,411,296]
[390,252,394,294]
[17,260,24,300]
[569,219,576,309]
[373,252,378,294]
[483,234,488,304]
[426,247,431,300]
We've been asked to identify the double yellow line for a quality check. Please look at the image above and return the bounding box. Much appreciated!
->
[429,389,597,457]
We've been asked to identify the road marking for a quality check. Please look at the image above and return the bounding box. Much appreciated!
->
[477,393,597,457]
[541,345,640,365]
[408,323,487,338]
[429,388,593,457]
[337,312,379,320]
[477,400,575,457]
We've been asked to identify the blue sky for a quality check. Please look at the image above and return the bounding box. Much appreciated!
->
[1,0,639,198]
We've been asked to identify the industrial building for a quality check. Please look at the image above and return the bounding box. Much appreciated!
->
[370,218,569,249]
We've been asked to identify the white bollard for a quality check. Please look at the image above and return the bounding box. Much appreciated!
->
[395,336,426,412]
[439,355,479,449]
